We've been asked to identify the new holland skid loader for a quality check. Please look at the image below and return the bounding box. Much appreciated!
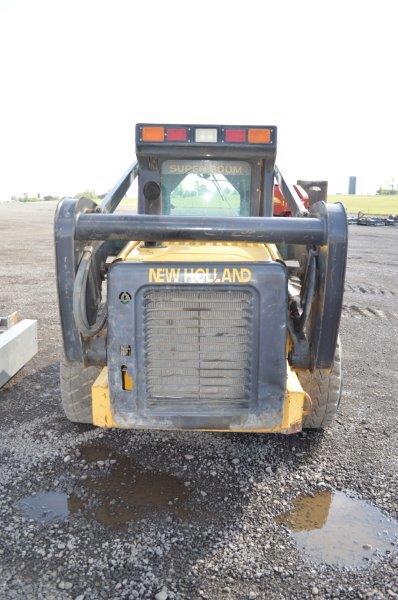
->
[55,124,347,433]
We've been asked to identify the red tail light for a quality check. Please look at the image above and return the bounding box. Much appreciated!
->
[166,127,188,142]
[224,128,246,143]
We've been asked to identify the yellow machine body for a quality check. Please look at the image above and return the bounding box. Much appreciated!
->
[91,240,309,433]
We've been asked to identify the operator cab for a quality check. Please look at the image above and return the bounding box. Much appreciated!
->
[135,123,308,217]
[136,124,277,217]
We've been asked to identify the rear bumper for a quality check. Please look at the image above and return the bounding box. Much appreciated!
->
[92,363,307,434]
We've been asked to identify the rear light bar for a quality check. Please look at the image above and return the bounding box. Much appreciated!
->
[138,125,274,145]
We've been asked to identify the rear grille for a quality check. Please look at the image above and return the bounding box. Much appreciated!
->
[142,287,256,415]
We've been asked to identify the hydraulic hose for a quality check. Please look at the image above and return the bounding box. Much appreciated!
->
[299,250,317,329]
[73,248,107,338]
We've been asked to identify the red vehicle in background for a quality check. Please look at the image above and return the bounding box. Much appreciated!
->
[273,184,309,216]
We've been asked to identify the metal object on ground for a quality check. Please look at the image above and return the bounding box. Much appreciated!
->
[347,212,398,226]
[0,312,38,388]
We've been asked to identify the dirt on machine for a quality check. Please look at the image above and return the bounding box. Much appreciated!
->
[54,124,347,434]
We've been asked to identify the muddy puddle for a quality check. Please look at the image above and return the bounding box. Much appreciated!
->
[276,490,398,567]
[16,443,191,529]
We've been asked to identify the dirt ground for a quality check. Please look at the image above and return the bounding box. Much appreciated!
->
[0,201,397,600]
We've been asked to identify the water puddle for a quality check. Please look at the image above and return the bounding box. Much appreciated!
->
[16,491,69,524]
[276,490,398,567]
[16,443,191,529]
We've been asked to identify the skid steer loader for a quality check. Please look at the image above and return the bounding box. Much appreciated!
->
[55,124,347,433]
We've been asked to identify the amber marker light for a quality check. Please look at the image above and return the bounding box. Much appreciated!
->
[141,126,165,142]
[248,128,272,144]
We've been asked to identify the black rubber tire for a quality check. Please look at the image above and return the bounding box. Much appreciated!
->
[298,338,342,430]
[60,357,100,424]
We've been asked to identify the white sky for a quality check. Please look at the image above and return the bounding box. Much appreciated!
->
[0,0,397,198]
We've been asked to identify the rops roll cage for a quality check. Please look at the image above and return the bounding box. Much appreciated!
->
[55,158,347,373]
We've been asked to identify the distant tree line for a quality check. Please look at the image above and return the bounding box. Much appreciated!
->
[376,187,398,196]
[10,193,60,203]
[11,190,105,203]
[377,179,397,195]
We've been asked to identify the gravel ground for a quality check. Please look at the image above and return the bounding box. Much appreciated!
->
[0,201,397,600]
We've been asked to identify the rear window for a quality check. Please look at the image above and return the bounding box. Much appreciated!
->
[161,160,251,217]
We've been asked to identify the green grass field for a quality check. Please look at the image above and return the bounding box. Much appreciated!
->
[328,195,398,215]
[117,194,398,216]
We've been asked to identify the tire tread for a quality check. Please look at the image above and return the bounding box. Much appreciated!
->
[60,357,100,424]
[298,338,342,430]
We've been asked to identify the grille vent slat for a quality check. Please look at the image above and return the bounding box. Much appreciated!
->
[142,287,256,416]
